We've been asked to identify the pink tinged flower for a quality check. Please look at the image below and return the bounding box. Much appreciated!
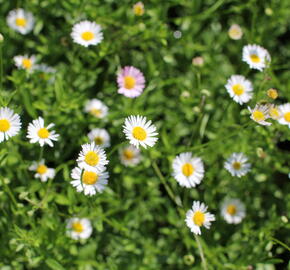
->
[117,66,145,98]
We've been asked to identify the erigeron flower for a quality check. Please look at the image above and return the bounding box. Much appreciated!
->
[6,8,34,35]
[123,115,158,149]
[133,2,145,16]
[29,160,55,182]
[224,152,251,177]
[35,64,56,82]
[172,152,204,188]
[228,24,243,40]
[225,75,253,105]
[84,99,108,119]
[70,167,109,196]
[88,128,110,148]
[192,56,204,67]
[117,66,145,98]
[221,198,246,224]
[185,201,215,235]
[277,103,290,128]
[268,104,281,120]
[248,104,271,126]
[267,88,278,99]
[14,55,36,71]
[242,44,271,71]
[119,145,141,167]
[77,142,108,172]
[66,218,92,240]
[0,107,21,143]
[27,117,59,147]
[71,20,103,47]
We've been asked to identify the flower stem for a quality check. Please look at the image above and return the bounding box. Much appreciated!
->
[194,234,208,270]
[0,176,18,208]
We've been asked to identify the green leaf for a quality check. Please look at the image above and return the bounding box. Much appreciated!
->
[45,259,66,270]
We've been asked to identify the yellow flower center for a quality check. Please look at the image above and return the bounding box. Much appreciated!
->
[132,126,147,141]
[81,31,94,41]
[90,109,102,118]
[229,28,240,38]
[15,18,27,27]
[82,171,98,185]
[84,151,99,166]
[124,76,136,89]
[267,89,278,99]
[250,54,260,63]
[252,110,265,122]
[269,108,280,119]
[193,211,205,227]
[232,162,241,170]
[134,4,144,16]
[37,164,48,175]
[38,128,50,139]
[226,204,237,215]
[123,149,134,160]
[94,136,104,145]
[72,222,84,233]
[232,84,245,96]
[22,59,32,69]
[182,163,194,177]
[284,112,290,122]
[0,119,11,132]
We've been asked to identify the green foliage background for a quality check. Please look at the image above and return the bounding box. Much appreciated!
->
[0,0,289,269]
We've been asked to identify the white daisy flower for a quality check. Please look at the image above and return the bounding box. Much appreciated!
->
[14,55,36,71]
[77,142,108,172]
[70,167,109,196]
[225,75,253,105]
[29,159,55,182]
[66,218,92,240]
[172,152,204,188]
[123,115,158,149]
[185,201,215,235]
[221,198,246,224]
[228,24,243,40]
[6,8,34,35]
[268,104,281,120]
[224,152,251,177]
[88,128,110,148]
[242,44,271,71]
[248,104,271,126]
[71,20,103,47]
[277,103,290,128]
[27,117,59,147]
[35,63,56,82]
[119,145,141,167]
[0,107,21,143]
[84,99,108,119]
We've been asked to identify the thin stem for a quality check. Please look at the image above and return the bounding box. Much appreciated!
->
[38,146,44,161]
[0,44,3,92]
[0,176,18,208]
[194,234,208,270]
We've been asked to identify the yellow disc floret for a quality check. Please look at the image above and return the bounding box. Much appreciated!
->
[182,163,194,177]
[232,162,241,170]
[37,164,48,175]
[15,18,27,27]
[94,136,104,145]
[252,110,265,122]
[81,31,94,41]
[132,126,147,141]
[193,211,205,227]
[72,222,84,233]
[250,54,260,63]
[226,204,237,215]
[38,128,50,139]
[84,151,99,166]
[82,171,98,185]
[123,149,134,160]
[124,76,136,89]
[232,84,245,96]
[0,119,11,132]
[284,112,290,122]
[22,58,32,69]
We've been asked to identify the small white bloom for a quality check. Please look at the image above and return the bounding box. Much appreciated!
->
[84,99,108,119]
[221,198,246,224]
[35,63,56,82]
[268,104,281,120]
[228,24,243,40]
[123,115,158,149]
[27,117,59,147]
[77,142,108,172]
[172,152,204,188]
[71,20,103,47]
[66,218,92,240]
[277,103,290,128]
[70,166,109,196]
[14,55,36,71]
[242,44,271,71]
[119,145,141,167]
[225,75,253,105]
[88,128,110,148]
[224,152,251,177]
[0,107,21,143]
[29,159,55,182]
[248,104,272,126]
[6,8,34,35]
[185,201,215,235]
